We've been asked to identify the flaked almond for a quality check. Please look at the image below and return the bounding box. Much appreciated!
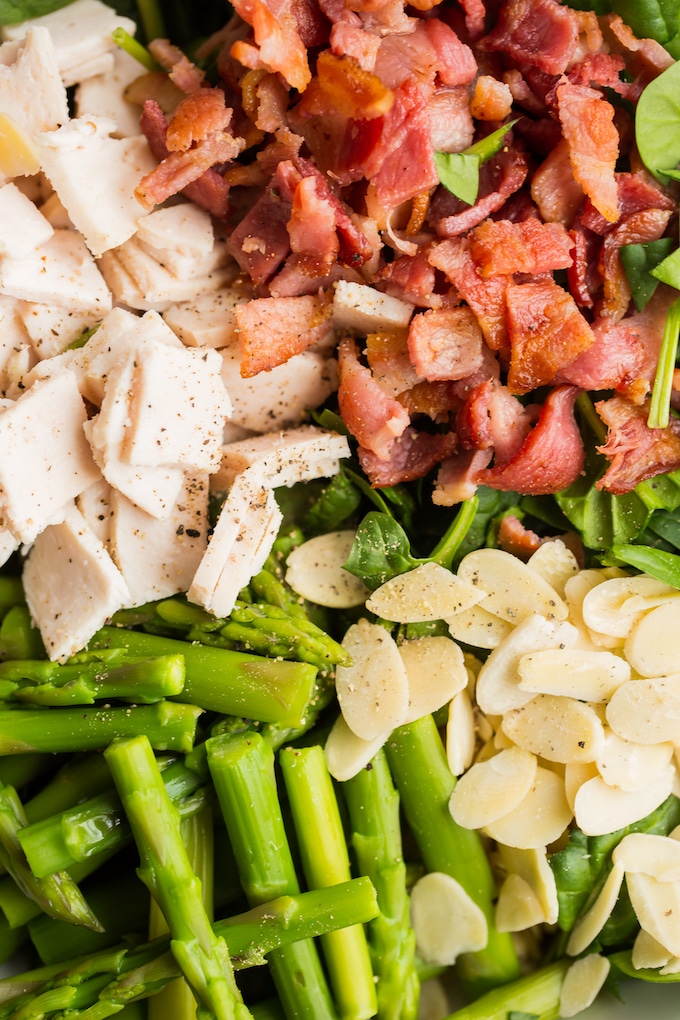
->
[457,547,567,623]
[446,603,513,650]
[596,729,674,792]
[581,574,676,640]
[324,713,389,782]
[335,618,408,740]
[559,954,610,1019]
[606,676,680,745]
[526,538,579,597]
[446,689,476,777]
[484,766,572,850]
[497,844,559,925]
[632,929,673,970]
[448,747,537,831]
[517,648,629,702]
[613,832,680,882]
[626,871,680,957]
[285,530,369,608]
[410,872,488,965]
[400,635,467,724]
[625,600,680,677]
[495,873,544,932]
[366,561,484,623]
[573,765,675,836]
[564,762,599,813]
[501,694,605,765]
[566,862,624,956]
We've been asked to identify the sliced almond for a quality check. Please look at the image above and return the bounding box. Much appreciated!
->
[457,548,567,623]
[566,862,624,957]
[446,603,513,649]
[475,615,578,716]
[448,747,537,831]
[323,713,389,782]
[526,538,579,597]
[446,690,476,777]
[285,530,369,609]
[409,872,488,966]
[517,648,629,702]
[365,561,485,623]
[613,832,680,882]
[335,619,409,740]
[624,601,680,677]
[606,676,680,745]
[495,873,544,932]
[564,569,614,650]
[564,762,599,813]
[632,929,673,970]
[581,574,676,640]
[559,954,610,1019]
[573,765,676,836]
[626,871,680,957]
[497,845,559,925]
[400,636,467,724]
[660,956,680,975]
[596,730,674,792]
[501,694,605,765]
[483,766,572,850]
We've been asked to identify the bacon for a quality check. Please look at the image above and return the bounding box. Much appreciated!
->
[234,295,332,376]
[287,175,338,273]
[556,316,645,392]
[407,307,484,382]
[424,18,478,86]
[470,74,514,121]
[428,86,475,154]
[165,88,233,151]
[365,331,421,397]
[530,138,585,228]
[338,337,410,459]
[230,0,311,92]
[605,13,675,77]
[398,380,460,420]
[505,277,595,394]
[480,0,579,75]
[580,171,675,235]
[429,238,510,353]
[430,147,529,237]
[358,426,458,486]
[135,129,243,210]
[330,21,380,71]
[148,39,205,92]
[294,155,374,267]
[433,448,493,504]
[555,82,619,224]
[497,515,542,559]
[375,248,441,308]
[470,218,573,277]
[599,207,673,322]
[478,384,584,494]
[567,52,627,93]
[226,160,300,284]
[312,50,394,120]
[596,394,680,494]
[457,378,532,463]
[268,259,363,297]
[457,0,486,40]
[567,224,601,309]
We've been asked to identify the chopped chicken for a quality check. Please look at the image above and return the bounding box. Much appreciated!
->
[0,182,53,255]
[213,426,351,491]
[332,280,415,333]
[0,28,68,144]
[75,47,146,139]
[0,228,112,313]
[19,302,95,360]
[163,288,248,349]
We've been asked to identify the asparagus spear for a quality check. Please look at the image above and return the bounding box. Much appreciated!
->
[91,628,317,727]
[342,749,419,1020]
[0,702,202,755]
[0,606,43,661]
[206,732,338,1020]
[279,745,376,1020]
[0,784,102,932]
[0,655,185,706]
[104,735,250,1020]
[384,716,521,998]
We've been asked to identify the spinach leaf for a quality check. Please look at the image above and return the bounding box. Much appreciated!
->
[0,0,72,21]
[435,121,517,206]
[636,57,680,183]
[453,487,521,562]
[646,507,680,549]
[651,245,680,290]
[343,512,420,590]
[619,238,675,311]
[564,1,680,56]
[555,469,650,551]
[606,542,680,585]
[550,795,680,933]
[303,469,362,535]
[635,472,680,513]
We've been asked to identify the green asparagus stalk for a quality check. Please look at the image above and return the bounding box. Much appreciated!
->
[104,735,250,1020]
[206,732,338,1020]
[0,912,28,966]
[0,754,56,794]
[342,749,419,1020]
[0,606,43,661]
[18,754,209,878]
[0,702,201,756]
[384,716,521,999]
[0,784,102,932]
[91,628,317,727]
[0,655,185,706]
[444,959,570,1020]
[279,745,376,1020]
[23,753,115,826]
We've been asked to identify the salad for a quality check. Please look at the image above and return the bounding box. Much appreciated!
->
[1,0,680,1018]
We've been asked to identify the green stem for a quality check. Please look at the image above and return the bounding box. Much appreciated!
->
[443,959,569,1020]
[111,27,159,70]
[648,296,680,428]
[2,656,185,707]
[429,496,479,570]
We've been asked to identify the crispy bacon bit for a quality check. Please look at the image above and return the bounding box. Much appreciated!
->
[505,278,596,394]
[497,514,542,559]
[287,175,338,273]
[330,22,380,71]
[227,160,299,283]
[470,74,514,121]
[605,13,675,77]
[470,218,573,277]
[428,85,475,155]
[149,39,205,92]
[433,448,493,505]
[457,378,532,463]
[407,307,484,381]
[557,316,645,393]
[480,0,579,74]
[431,146,529,237]
[234,294,332,376]
[135,129,243,210]
[567,224,600,308]
[530,138,585,228]
[479,384,584,494]
[368,80,441,210]
[165,88,233,151]
[375,248,442,308]
[338,337,410,460]
[230,0,312,92]
[580,171,675,235]
[596,394,680,493]
[556,82,620,224]
[599,207,673,322]
[366,331,420,397]
[316,50,394,119]
[429,238,510,353]
[358,426,458,486]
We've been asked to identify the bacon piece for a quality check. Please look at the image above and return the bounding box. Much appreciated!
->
[135,130,242,210]
[287,175,339,273]
[557,316,645,392]
[314,50,394,119]
[424,18,478,86]
[367,80,440,210]
[457,378,532,464]
[358,426,458,486]
[556,82,619,225]
[430,147,529,237]
[497,515,542,559]
[148,39,205,92]
[165,88,233,151]
[428,86,475,154]
[375,248,442,309]
[470,74,513,121]
[596,394,680,494]
[398,380,460,420]
[505,278,595,394]
[580,171,675,236]
[226,160,299,284]
[429,238,510,353]
[599,207,673,322]
[433,448,493,504]
[567,52,627,93]
[530,138,585,228]
[478,385,584,495]
[407,307,484,382]
[268,259,363,297]
[338,337,410,460]
[230,0,311,92]
[470,218,573,277]
[294,155,373,267]
[234,295,332,376]
[330,22,380,71]
[567,224,600,309]
[366,331,421,397]
[457,0,486,39]
[605,13,674,77]
[480,0,579,74]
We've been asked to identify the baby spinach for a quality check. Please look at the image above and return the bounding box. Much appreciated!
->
[620,238,675,311]
[636,57,680,184]
[435,120,517,206]
[303,468,362,536]
[606,541,680,585]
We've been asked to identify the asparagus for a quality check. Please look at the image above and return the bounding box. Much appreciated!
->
[91,628,317,727]
[104,735,250,1020]
[342,748,419,1020]
[18,753,209,878]
[0,702,201,756]
[0,655,185,706]
[0,606,42,661]
[0,754,55,795]
[23,753,116,826]
[444,960,570,1020]
[279,745,377,1020]
[384,716,521,999]
[206,732,338,1020]
[0,784,102,932]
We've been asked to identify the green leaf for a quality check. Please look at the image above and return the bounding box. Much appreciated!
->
[434,151,481,206]
[508,1014,540,1020]
[636,57,680,183]
[647,297,680,427]
[646,508,680,549]
[453,487,521,562]
[635,472,680,513]
[619,238,675,311]
[0,0,72,22]
[661,168,680,180]
[343,512,420,590]
[607,542,680,586]
[465,119,519,162]
[651,244,680,289]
